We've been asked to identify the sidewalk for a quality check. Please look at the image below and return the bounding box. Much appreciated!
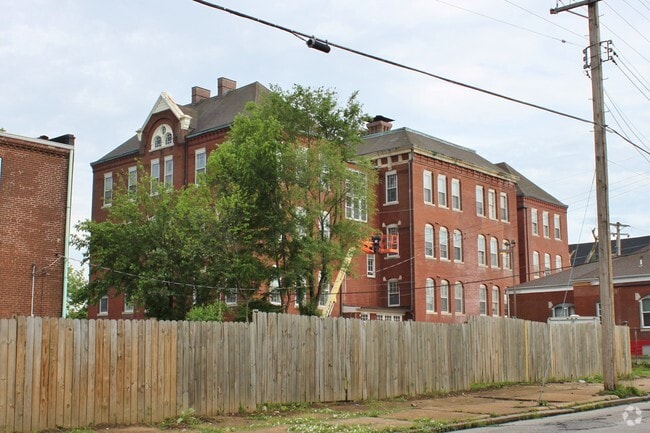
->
[101,378,650,433]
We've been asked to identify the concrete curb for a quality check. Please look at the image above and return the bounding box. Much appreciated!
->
[435,394,650,432]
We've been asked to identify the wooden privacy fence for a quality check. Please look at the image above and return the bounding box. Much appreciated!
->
[0,314,631,433]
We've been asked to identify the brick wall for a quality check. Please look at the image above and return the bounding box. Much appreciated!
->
[0,134,72,318]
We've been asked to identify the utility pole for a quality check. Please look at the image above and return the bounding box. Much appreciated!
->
[551,0,617,390]
[610,221,630,256]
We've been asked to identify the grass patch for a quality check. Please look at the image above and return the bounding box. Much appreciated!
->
[599,385,644,398]
[469,381,519,391]
[580,374,603,383]
[160,407,200,429]
[630,362,650,378]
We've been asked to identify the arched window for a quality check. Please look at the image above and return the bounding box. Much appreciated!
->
[491,286,500,316]
[440,280,449,313]
[555,255,562,273]
[477,235,486,266]
[490,237,499,268]
[544,253,551,276]
[424,224,434,258]
[151,124,174,150]
[479,284,487,315]
[454,282,464,314]
[532,251,540,278]
[426,278,435,312]
[439,227,449,260]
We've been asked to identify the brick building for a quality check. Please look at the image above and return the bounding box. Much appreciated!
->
[0,131,75,318]
[511,236,650,355]
[88,76,570,322]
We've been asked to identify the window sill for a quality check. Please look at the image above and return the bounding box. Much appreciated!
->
[384,201,399,206]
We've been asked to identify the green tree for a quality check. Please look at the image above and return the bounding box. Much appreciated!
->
[67,265,88,319]
[208,85,375,314]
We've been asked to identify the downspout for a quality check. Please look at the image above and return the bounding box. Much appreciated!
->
[409,149,414,320]
[31,263,36,317]
[62,147,75,318]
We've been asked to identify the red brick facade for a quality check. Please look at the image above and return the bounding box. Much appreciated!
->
[0,132,74,318]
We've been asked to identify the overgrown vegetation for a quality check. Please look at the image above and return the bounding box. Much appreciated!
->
[599,385,644,398]
[186,301,228,322]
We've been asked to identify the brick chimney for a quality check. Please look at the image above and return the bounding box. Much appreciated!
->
[192,86,211,104]
[217,77,237,97]
[367,115,394,135]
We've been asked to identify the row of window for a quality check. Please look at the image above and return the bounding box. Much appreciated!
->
[531,251,563,278]
[530,208,562,240]
[102,148,207,207]
[385,171,511,223]
[97,295,133,315]
[425,280,503,316]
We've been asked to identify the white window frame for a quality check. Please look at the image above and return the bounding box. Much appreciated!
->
[269,279,281,305]
[320,211,331,240]
[451,178,461,210]
[477,235,487,266]
[385,170,398,204]
[542,211,550,238]
[554,214,561,240]
[437,174,447,208]
[423,170,433,204]
[454,282,464,314]
[488,189,497,220]
[360,313,370,321]
[164,155,173,187]
[426,278,435,313]
[195,148,206,183]
[127,166,137,194]
[99,295,109,316]
[502,240,512,270]
[479,285,487,315]
[490,237,499,268]
[345,170,368,222]
[386,224,399,258]
[103,172,113,207]
[440,281,449,313]
[150,124,174,151]
[552,303,575,317]
[491,286,499,316]
[439,227,449,260]
[453,230,463,262]
[150,158,160,195]
[544,253,551,276]
[531,208,539,236]
[226,289,238,305]
[366,254,376,278]
[642,298,650,328]
[424,224,434,258]
[555,255,562,273]
[499,193,509,222]
[533,251,540,278]
[123,301,134,314]
[388,279,400,307]
[476,185,485,217]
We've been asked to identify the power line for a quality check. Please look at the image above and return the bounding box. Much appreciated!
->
[503,0,587,40]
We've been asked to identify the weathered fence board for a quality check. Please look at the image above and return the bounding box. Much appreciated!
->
[0,314,632,433]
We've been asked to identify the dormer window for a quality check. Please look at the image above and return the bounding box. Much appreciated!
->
[151,124,173,150]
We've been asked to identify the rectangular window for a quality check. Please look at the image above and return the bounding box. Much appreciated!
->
[294,290,305,307]
[642,298,650,328]
[128,166,137,194]
[502,241,512,270]
[99,296,109,315]
[124,301,134,314]
[439,227,449,260]
[477,235,486,266]
[423,170,433,204]
[103,173,113,207]
[319,277,330,307]
[479,286,487,315]
[366,254,375,278]
[164,156,173,187]
[454,283,464,314]
[453,230,463,262]
[376,314,384,321]
[500,193,509,222]
[476,185,485,216]
[533,251,540,278]
[544,253,551,276]
[437,174,447,207]
[492,287,499,316]
[150,159,160,194]
[426,279,435,312]
[226,289,238,305]
[451,178,461,210]
[488,189,496,219]
[543,211,550,238]
[554,214,561,240]
[531,208,538,236]
[388,280,400,306]
[195,148,206,182]
[440,282,449,313]
[490,237,499,268]
[345,171,368,222]
[385,171,398,204]
[386,225,399,258]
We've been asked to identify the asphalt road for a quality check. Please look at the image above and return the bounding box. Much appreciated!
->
[463,401,650,432]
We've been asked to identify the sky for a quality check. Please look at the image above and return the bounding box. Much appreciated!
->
[2,0,649,265]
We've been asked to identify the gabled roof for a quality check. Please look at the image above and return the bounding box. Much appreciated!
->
[92,81,269,166]
[495,162,566,207]
[359,128,516,181]
[515,238,650,292]
[570,235,650,265]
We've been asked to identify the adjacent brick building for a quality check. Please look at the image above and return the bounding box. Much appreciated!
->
[0,131,75,318]
[88,76,570,322]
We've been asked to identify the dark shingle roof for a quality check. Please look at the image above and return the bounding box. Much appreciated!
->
[570,235,650,265]
[359,128,511,178]
[495,162,565,207]
[92,82,268,165]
